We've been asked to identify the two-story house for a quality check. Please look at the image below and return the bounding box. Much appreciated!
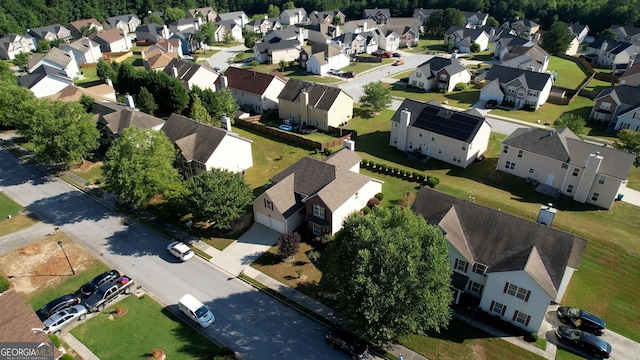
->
[309,10,346,26]
[215,11,249,28]
[254,39,302,64]
[161,113,253,178]
[63,37,102,65]
[278,79,353,130]
[28,24,73,44]
[412,187,587,333]
[619,62,640,87]
[565,23,590,55]
[96,108,165,148]
[18,65,73,98]
[304,44,350,75]
[143,48,177,71]
[498,127,635,209]
[135,24,172,44]
[493,34,531,61]
[214,20,244,42]
[215,67,287,114]
[280,8,308,25]
[500,44,550,73]
[342,19,377,34]
[253,147,383,235]
[590,85,640,129]
[106,14,141,33]
[479,65,553,110]
[503,18,540,38]
[187,7,217,23]
[375,28,400,51]
[363,8,391,25]
[332,32,378,54]
[28,47,79,79]
[408,56,471,92]
[68,18,104,39]
[389,98,491,168]
[0,33,36,60]
[383,24,419,48]
[444,26,489,53]
[90,28,132,52]
[412,8,435,24]
[585,38,636,66]
[246,17,282,35]
[163,58,218,91]
[609,25,640,48]
[462,11,489,28]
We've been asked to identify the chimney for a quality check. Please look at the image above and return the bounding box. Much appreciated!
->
[300,88,309,107]
[343,139,355,151]
[265,14,268,20]
[297,27,304,45]
[172,65,178,78]
[396,108,411,151]
[105,77,113,87]
[536,203,556,226]
[298,10,302,22]
[363,21,367,32]
[124,93,135,108]
[220,75,228,88]
[221,115,232,130]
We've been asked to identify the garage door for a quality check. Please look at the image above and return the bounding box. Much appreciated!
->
[255,212,285,233]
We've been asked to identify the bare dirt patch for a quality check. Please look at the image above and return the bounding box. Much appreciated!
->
[0,233,96,295]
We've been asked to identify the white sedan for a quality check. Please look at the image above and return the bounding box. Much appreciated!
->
[42,305,87,336]
[167,241,195,261]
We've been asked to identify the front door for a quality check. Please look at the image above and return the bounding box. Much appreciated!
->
[546,174,554,186]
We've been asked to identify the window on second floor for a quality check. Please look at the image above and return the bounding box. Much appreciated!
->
[503,282,531,302]
[473,263,487,275]
[454,258,468,272]
[415,72,422,78]
[312,204,325,219]
[264,199,273,210]
[598,175,606,185]
[439,74,447,81]
[503,145,509,153]
[600,102,611,111]
[592,192,600,201]
[517,149,523,158]
[572,168,580,176]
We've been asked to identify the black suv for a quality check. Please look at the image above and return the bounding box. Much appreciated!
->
[325,327,368,359]
[556,326,611,358]
[36,294,81,321]
[557,306,606,335]
[79,270,120,297]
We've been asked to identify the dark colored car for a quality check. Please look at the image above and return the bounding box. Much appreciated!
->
[557,306,606,335]
[36,294,81,321]
[79,269,120,297]
[325,327,368,359]
[485,99,498,109]
[392,52,402,57]
[556,326,612,358]
[343,71,356,78]
[372,50,382,57]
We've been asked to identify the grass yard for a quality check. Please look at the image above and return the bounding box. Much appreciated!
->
[405,38,447,54]
[392,70,415,79]
[583,78,615,93]
[547,56,590,89]
[71,295,231,359]
[383,83,480,108]
[0,191,23,219]
[0,192,39,236]
[343,57,395,74]
[489,96,594,125]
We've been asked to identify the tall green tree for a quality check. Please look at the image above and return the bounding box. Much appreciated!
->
[282,1,296,10]
[614,129,640,167]
[187,93,212,124]
[359,81,392,113]
[164,7,186,23]
[424,8,465,37]
[147,13,164,25]
[0,83,35,127]
[79,94,95,112]
[199,22,215,45]
[12,52,29,72]
[267,4,280,18]
[16,100,99,168]
[326,206,453,345]
[553,113,586,135]
[209,88,239,126]
[136,87,158,115]
[541,21,574,55]
[181,169,253,228]
[103,127,181,208]
[96,58,117,84]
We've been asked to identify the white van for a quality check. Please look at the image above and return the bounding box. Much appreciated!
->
[178,294,215,328]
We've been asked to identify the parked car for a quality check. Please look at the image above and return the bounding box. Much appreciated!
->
[393,59,404,66]
[243,56,255,63]
[325,327,369,359]
[343,71,356,78]
[557,306,606,335]
[79,269,120,297]
[85,275,134,313]
[555,326,611,358]
[381,52,393,58]
[167,241,195,261]
[485,99,498,109]
[42,304,87,336]
[392,52,402,57]
[178,294,215,328]
[36,294,81,321]
[372,50,383,57]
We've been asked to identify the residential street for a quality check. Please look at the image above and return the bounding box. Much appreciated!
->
[0,146,351,360]
[207,44,249,73]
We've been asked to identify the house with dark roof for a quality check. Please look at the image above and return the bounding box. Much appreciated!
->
[280,8,308,25]
[106,14,141,33]
[408,56,471,92]
[412,8,435,24]
[246,17,282,35]
[502,18,540,38]
[96,108,165,147]
[27,47,79,79]
[609,25,640,48]
[254,39,302,64]
[0,33,36,60]
[412,187,587,333]
[163,58,218,91]
[619,61,640,87]
[390,99,491,168]
[63,37,102,65]
[18,65,73,98]
[444,26,489,53]
[253,147,383,234]
[215,11,249,28]
[263,26,306,44]
[342,19,377,34]
[90,28,132,52]
[215,67,287,114]
[304,43,350,75]
[161,113,253,178]
[479,65,553,110]
[332,31,378,54]
[585,38,636,66]
[565,23,590,55]
[374,27,400,51]
[187,7,217,23]
[590,85,640,130]
[214,19,244,42]
[171,17,203,32]
[135,23,172,44]
[500,44,550,72]
[363,8,391,25]
[493,34,531,61]
[278,79,353,130]
[498,127,635,209]
[382,22,420,48]
[462,11,489,28]
[68,18,104,39]
[309,10,346,26]
[27,24,73,43]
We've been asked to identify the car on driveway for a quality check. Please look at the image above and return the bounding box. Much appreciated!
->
[557,306,606,335]
[392,52,402,57]
[85,275,134,313]
[381,52,392,58]
[42,304,87,336]
[36,294,81,321]
[555,326,611,358]
[325,327,369,359]
[167,241,195,261]
[372,50,383,57]
[485,99,498,109]
[79,269,120,297]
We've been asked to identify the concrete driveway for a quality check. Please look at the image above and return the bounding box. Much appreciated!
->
[211,223,280,276]
[206,44,247,74]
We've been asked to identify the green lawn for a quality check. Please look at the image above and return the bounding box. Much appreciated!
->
[70,165,104,184]
[392,70,415,79]
[547,56,590,89]
[405,38,448,54]
[489,96,594,125]
[383,83,480,108]
[0,191,23,219]
[583,78,614,93]
[71,295,231,359]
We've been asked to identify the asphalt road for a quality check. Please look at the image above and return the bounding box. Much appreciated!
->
[0,147,350,360]
[207,44,249,73]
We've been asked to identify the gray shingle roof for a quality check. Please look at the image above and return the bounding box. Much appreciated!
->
[101,108,164,135]
[278,79,350,111]
[282,8,307,17]
[391,98,487,143]
[255,39,300,53]
[27,24,70,39]
[484,64,552,91]
[588,38,635,54]
[18,65,71,89]
[270,156,337,197]
[363,8,391,18]
[415,56,467,80]
[163,58,215,84]
[412,187,587,298]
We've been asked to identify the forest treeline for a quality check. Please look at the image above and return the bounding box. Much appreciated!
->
[1,0,639,38]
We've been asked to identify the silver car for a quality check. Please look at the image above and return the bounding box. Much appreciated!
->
[42,304,88,336]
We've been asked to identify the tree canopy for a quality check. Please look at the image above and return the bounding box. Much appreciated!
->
[424,8,466,37]
[359,81,392,113]
[326,206,453,345]
[541,22,574,55]
[614,129,640,167]
[554,113,586,135]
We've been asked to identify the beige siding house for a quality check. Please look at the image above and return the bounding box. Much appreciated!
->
[498,127,635,209]
[215,67,287,114]
[163,58,218,91]
[278,79,353,130]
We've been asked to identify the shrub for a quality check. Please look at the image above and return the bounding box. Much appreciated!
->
[324,148,333,155]
[454,82,467,91]
[250,59,259,67]
[374,192,384,201]
[307,250,321,262]
[426,177,438,188]
[0,275,10,293]
[412,171,419,180]
[48,334,61,348]
[367,197,381,208]
[470,42,481,53]
[362,206,371,214]
[60,354,75,360]
[476,63,482,69]
[375,162,383,169]
[393,167,400,174]
[276,232,301,260]
[362,159,370,167]
[427,175,440,185]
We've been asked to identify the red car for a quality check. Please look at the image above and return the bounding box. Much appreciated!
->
[381,52,393,58]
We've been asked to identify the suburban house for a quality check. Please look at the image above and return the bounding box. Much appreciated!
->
[309,10,346,25]
[590,85,640,128]
[68,18,104,39]
[254,39,302,64]
[135,23,172,44]
[18,65,73,98]
[253,147,383,235]
[161,113,253,177]
[280,8,308,25]
[389,98,491,168]
[342,19,377,34]
[504,18,540,38]
[479,65,553,110]
[383,24,420,48]
[169,30,196,55]
[500,44,550,73]
[263,26,306,44]
[106,14,141,33]
[215,67,287,114]
[171,18,202,32]
[375,28,400,51]
[444,26,489,53]
[187,7,217,23]
[413,8,436,24]
[278,79,353,130]
[214,20,244,42]
[96,108,165,148]
[408,57,471,92]
[609,25,640,48]
[412,187,587,333]
[498,127,635,209]
[90,28,132,52]
[493,34,531,61]
[619,62,640,86]
[215,11,249,28]
[147,38,183,58]
[304,44,350,75]
[142,48,177,71]
[462,11,489,27]
[363,8,391,24]
[565,23,590,55]
[63,37,102,65]
[307,23,340,45]
[163,58,218,91]
[27,24,73,43]
[246,17,282,35]
[0,33,36,60]
[28,47,79,79]
[333,32,378,54]
[585,38,636,66]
